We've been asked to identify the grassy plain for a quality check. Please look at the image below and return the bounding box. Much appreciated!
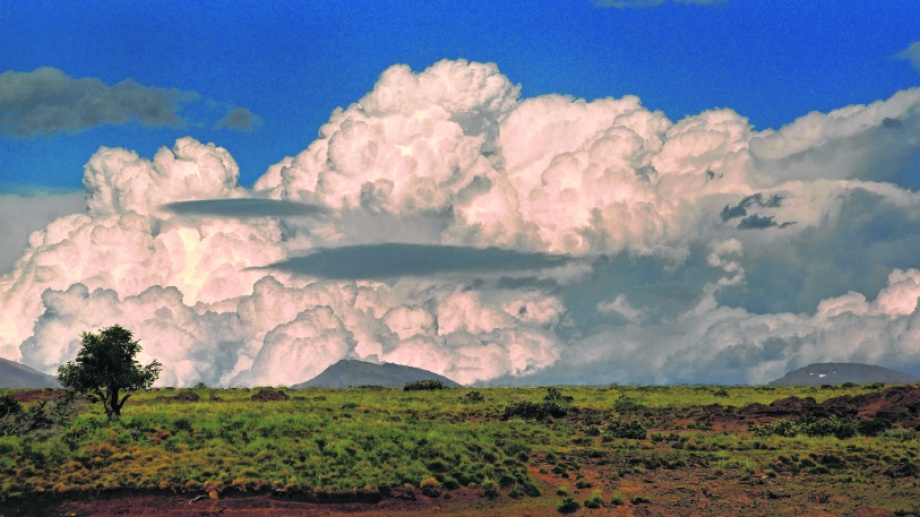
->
[0,384,918,516]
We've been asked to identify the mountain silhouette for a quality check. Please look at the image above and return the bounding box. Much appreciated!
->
[292,359,461,388]
[769,362,919,386]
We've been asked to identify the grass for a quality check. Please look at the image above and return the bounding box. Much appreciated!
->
[0,383,917,515]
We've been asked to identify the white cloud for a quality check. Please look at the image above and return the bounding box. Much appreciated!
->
[0,190,84,274]
[3,59,920,385]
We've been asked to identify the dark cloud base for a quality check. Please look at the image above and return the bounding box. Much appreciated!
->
[260,243,572,279]
[159,198,330,218]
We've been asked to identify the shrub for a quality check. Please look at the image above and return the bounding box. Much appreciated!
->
[584,489,604,509]
[610,491,626,505]
[403,380,445,391]
[605,419,648,440]
[752,418,858,439]
[502,401,568,421]
[459,391,485,402]
[858,419,891,437]
[481,478,499,499]
[0,393,23,418]
[420,476,441,497]
[544,387,574,403]
[557,496,580,513]
[614,395,644,413]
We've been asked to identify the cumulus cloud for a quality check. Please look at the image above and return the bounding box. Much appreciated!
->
[893,41,920,70]
[0,67,198,136]
[3,59,920,385]
[0,190,84,274]
[215,107,262,132]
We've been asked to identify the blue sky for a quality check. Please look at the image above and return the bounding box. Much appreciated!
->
[2,1,920,386]
[3,0,918,189]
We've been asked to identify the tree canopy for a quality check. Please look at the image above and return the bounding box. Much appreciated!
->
[57,325,161,420]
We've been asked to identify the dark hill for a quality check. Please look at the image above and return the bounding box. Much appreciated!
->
[292,359,462,388]
[769,362,919,386]
[0,358,61,388]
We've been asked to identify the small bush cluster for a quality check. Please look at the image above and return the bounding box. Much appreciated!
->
[544,387,574,403]
[557,496,580,513]
[403,380,445,391]
[0,393,81,437]
[604,419,648,440]
[751,418,858,439]
[502,401,568,421]
[613,395,644,413]
[0,393,23,418]
[584,489,604,508]
[459,391,485,402]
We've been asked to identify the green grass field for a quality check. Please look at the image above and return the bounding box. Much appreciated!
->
[1,384,918,515]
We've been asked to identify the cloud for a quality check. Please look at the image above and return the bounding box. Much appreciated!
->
[0,67,198,137]
[893,41,920,70]
[260,243,574,279]
[3,59,920,387]
[0,190,84,274]
[215,107,262,132]
[160,198,330,219]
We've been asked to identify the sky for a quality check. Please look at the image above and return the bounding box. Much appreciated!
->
[1,0,919,386]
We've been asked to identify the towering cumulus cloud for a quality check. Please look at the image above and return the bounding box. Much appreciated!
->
[2,59,920,385]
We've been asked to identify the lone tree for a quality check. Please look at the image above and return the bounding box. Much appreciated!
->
[58,325,161,420]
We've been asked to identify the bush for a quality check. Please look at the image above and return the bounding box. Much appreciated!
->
[752,418,857,439]
[0,394,80,437]
[610,491,626,505]
[605,419,648,440]
[584,489,604,509]
[0,393,23,418]
[481,478,499,499]
[858,419,891,437]
[557,496,581,513]
[614,395,644,413]
[459,391,485,402]
[420,476,441,497]
[502,401,568,421]
[404,380,445,391]
[544,387,574,403]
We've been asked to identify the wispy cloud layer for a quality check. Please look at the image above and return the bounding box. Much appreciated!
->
[893,41,920,70]
[0,67,195,136]
[0,67,262,137]
[262,244,573,279]
[215,107,263,132]
[160,198,329,219]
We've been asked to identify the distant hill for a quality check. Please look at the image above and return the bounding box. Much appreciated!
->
[769,362,919,386]
[292,359,462,388]
[0,358,61,388]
